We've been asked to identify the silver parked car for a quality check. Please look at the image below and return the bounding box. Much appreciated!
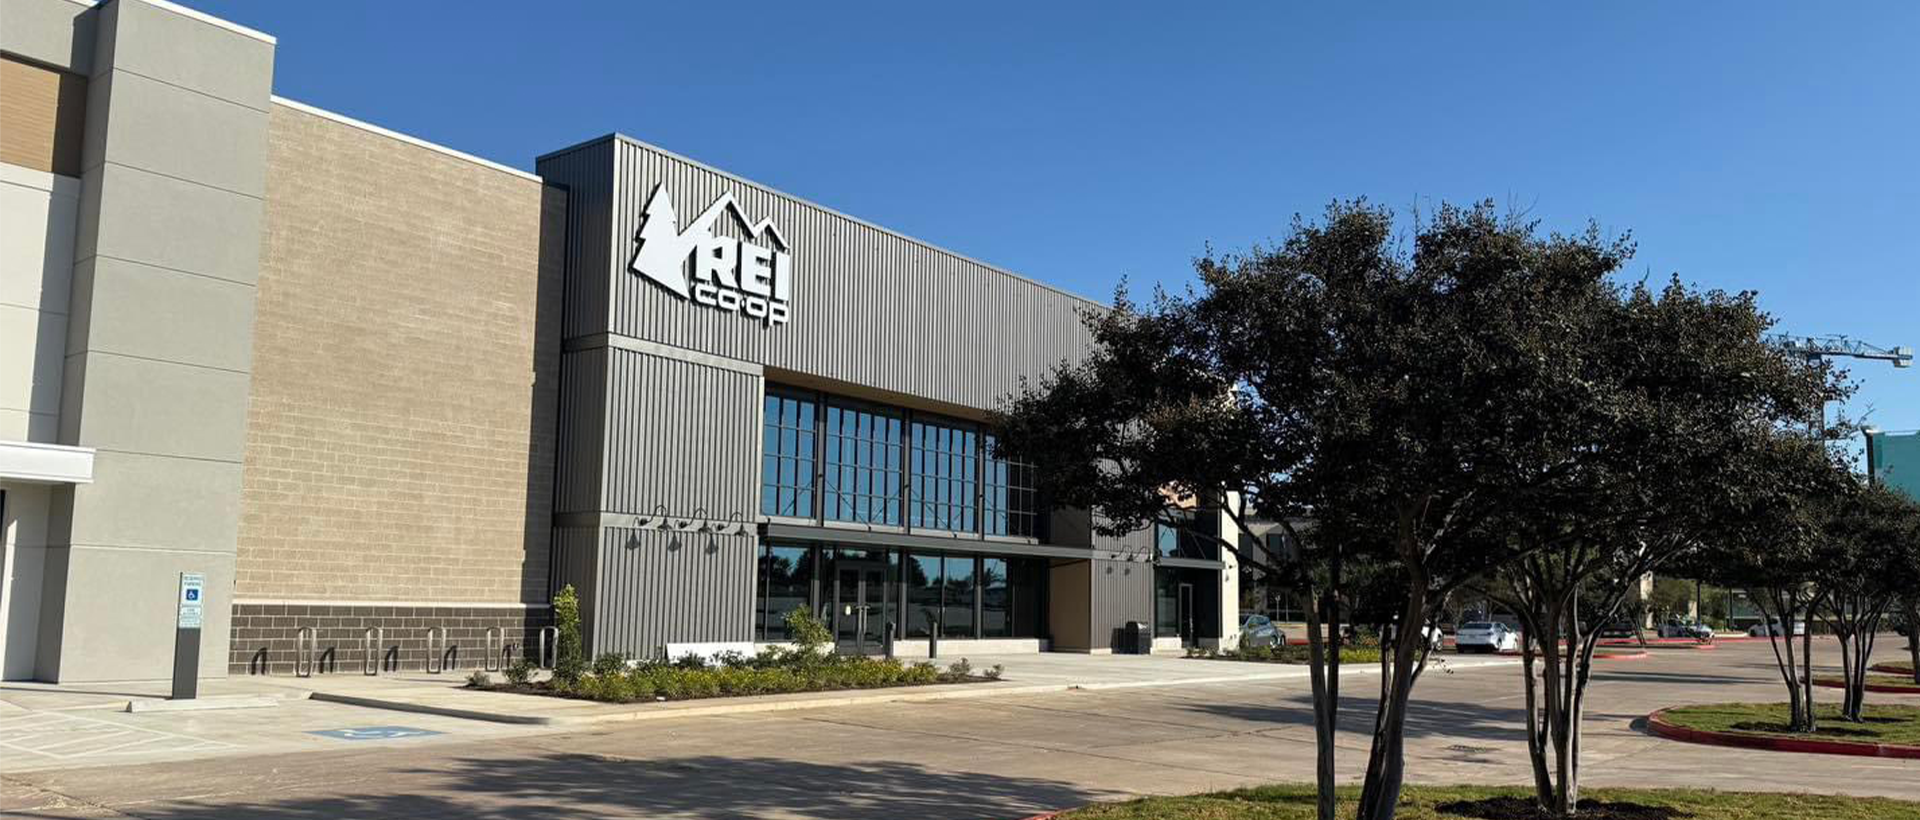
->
[1239,613,1285,648]
[1454,621,1519,653]
[1657,619,1713,640]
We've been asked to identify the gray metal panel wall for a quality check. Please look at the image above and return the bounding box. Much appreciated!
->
[550,527,598,644]
[600,347,760,520]
[553,346,608,514]
[539,135,1098,412]
[1090,558,1153,651]
[535,140,615,339]
[591,527,756,658]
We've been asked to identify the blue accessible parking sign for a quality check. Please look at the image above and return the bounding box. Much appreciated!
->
[308,726,444,741]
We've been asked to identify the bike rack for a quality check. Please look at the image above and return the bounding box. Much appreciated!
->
[536,625,559,669]
[483,627,504,672]
[424,625,447,674]
[294,626,316,678]
[362,626,383,676]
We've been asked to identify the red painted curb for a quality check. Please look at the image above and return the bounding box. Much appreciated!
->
[1810,678,1920,694]
[1015,813,1061,820]
[1646,707,1920,758]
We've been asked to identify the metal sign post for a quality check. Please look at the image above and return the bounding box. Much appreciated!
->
[172,572,204,700]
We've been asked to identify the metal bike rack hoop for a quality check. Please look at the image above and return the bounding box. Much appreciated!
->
[294,626,316,678]
[424,625,448,674]
[362,626,383,676]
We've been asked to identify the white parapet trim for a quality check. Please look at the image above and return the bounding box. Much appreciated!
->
[0,440,94,484]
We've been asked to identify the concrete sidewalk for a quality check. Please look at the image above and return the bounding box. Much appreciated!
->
[252,652,1519,725]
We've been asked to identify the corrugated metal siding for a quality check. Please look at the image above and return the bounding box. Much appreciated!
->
[591,527,757,657]
[554,347,608,513]
[534,140,616,339]
[601,347,762,520]
[545,135,1098,412]
[550,527,600,647]
[1091,558,1153,651]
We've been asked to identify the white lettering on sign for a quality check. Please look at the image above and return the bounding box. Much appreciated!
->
[629,184,793,327]
[177,572,205,630]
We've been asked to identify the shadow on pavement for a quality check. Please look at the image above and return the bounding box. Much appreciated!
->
[63,753,1096,820]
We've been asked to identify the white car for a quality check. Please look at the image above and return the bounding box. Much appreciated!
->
[1748,620,1808,637]
[1454,621,1519,653]
[1657,620,1713,640]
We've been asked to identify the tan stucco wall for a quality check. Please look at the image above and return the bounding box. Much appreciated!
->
[235,103,563,604]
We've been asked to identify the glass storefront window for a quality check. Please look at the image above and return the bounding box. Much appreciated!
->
[906,554,943,638]
[910,418,978,532]
[761,393,816,517]
[980,557,1010,637]
[983,434,1039,537]
[757,544,815,641]
[1155,568,1181,636]
[943,555,975,638]
[824,402,903,525]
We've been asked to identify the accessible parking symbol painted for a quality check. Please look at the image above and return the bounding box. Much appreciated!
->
[308,726,444,741]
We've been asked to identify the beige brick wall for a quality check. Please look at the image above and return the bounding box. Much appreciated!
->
[236,103,563,604]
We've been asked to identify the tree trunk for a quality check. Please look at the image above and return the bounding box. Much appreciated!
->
[1304,579,1337,820]
[1908,599,1920,687]
[1356,562,1431,820]
[1799,610,1818,732]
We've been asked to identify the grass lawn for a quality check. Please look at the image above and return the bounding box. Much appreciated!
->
[1661,702,1920,746]
[1057,784,1920,819]
[1877,661,1916,676]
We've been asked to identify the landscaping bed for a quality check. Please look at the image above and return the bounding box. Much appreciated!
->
[1651,703,1920,757]
[468,650,996,703]
[1048,784,1920,819]
[1812,676,1920,694]
[467,588,997,704]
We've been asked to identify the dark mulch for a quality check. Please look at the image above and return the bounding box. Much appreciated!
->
[1437,796,1689,819]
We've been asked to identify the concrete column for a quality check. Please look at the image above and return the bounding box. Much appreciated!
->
[36,0,274,682]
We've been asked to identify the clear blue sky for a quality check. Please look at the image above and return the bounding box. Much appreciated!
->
[198,1,1918,436]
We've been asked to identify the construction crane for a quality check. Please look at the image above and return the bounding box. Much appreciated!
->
[1767,333,1914,368]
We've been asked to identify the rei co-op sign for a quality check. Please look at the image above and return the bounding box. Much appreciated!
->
[629,184,793,327]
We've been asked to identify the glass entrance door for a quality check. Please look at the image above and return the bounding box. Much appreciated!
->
[833,562,889,654]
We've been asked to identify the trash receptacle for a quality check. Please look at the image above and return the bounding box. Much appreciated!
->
[1123,621,1153,655]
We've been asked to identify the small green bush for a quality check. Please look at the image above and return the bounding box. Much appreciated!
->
[784,607,833,652]
[504,657,536,686]
[947,657,973,677]
[552,585,585,684]
[985,664,1004,681]
[466,669,492,688]
[592,652,629,677]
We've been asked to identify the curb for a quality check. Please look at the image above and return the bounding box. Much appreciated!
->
[1810,678,1920,695]
[1870,663,1915,676]
[1016,813,1062,820]
[1645,707,1920,759]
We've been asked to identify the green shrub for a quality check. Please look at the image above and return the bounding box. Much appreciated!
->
[947,657,973,678]
[552,585,585,684]
[783,608,833,652]
[465,669,492,688]
[504,657,536,686]
[592,652,629,677]
[985,664,1004,681]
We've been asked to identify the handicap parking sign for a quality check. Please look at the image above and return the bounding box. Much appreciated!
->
[308,726,444,741]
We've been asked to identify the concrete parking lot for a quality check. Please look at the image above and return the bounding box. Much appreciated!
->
[2,639,1915,819]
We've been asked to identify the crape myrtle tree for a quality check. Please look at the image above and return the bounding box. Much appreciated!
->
[993,201,1629,820]
[1686,460,1847,733]
[1812,484,1920,722]
[1469,280,1842,816]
